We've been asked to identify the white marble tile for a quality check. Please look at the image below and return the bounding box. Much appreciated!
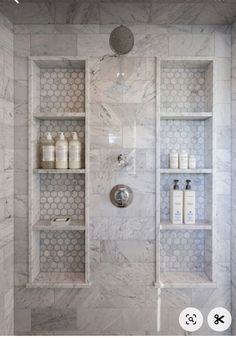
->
[31,308,77,332]
[100,240,155,263]
[14,308,31,332]
[77,34,110,56]
[31,34,77,56]
[215,33,231,57]
[100,2,151,25]
[169,34,214,56]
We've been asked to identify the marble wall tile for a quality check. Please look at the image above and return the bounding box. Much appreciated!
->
[30,34,77,56]
[31,308,77,332]
[100,2,151,25]
[11,23,233,336]
[15,287,54,309]
[90,216,155,241]
[169,34,214,56]
[14,308,31,332]
[0,12,14,335]
[77,34,110,56]
[100,240,155,263]
[215,33,231,58]
[76,308,123,331]
[130,33,168,57]
[92,262,155,286]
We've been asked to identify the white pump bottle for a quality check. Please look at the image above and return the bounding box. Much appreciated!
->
[69,132,82,169]
[56,132,68,169]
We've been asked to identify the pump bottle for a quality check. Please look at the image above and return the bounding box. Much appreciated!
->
[69,132,82,169]
[170,179,183,224]
[56,132,68,169]
[41,132,55,169]
[184,179,196,224]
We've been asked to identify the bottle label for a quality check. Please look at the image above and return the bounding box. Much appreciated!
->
[56,145,67,161]
[69,145,81,161]
[42,145,55,162]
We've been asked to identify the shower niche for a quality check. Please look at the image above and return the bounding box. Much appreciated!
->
[156,59,215,288]
[27,57,89,288]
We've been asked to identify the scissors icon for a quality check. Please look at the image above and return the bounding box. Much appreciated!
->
[186,313,197,325]
[214,314,225,325]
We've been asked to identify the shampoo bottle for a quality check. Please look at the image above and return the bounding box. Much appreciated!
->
[184,179,196,224]
[56,132,68,169]
[41,132,55,169]
[170,179,183,224]
[69,132,82,169]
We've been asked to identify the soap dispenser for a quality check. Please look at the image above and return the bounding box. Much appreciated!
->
[170,179,183,224]
[69,132,82,169]
[56,132,68,169]
[184,179,196,224]
[40,132,55,169]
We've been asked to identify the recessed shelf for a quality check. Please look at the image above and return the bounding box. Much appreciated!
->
[27,272,90,289]
[160,168,212,174]
[34,112,86,120]
[160,220,212,230]
[34,169,86,174]
[33,219,85,231]
[155,272,216,289]
[160,112,212,120]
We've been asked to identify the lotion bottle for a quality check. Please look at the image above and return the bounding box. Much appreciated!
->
[170,179,183,224]
[69,132,82,169]
[41,132,55,169]
[184,179,196,224]
[179,150,188,169]
[169,151,179,169]
[56,132,68,169]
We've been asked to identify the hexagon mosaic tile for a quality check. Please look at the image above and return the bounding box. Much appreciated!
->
[40,68,85,112]
[40,119,85,166]
[161,68,206,112]
[40,174,85,221]
[160,120,205,168]
[40,230,85,272]
[161,174,206,221]
[161,230,205,272]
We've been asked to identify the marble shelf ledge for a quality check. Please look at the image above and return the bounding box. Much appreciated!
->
[33,219,85,231]
[160,221,212,230]
[34,169,85,174]
[33,112,86,120]
[155,272,216,289]
[160,168,212,174]
[27,272,90,289]
[160,112,213,120]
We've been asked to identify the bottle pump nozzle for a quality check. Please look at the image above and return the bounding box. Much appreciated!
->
[173,180,179,190]
[186,180,191,190]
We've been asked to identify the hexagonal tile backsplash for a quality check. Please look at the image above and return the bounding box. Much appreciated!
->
[40,68,85,112]
[161,230,204,272]
[40,174,85,221]
[160,120,205,169]
[40,230,85,272]
[161,68,206,112]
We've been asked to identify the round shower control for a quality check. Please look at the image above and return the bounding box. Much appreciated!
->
[110,185,133,208]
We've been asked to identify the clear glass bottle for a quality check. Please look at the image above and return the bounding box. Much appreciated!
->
[41,132,55,169]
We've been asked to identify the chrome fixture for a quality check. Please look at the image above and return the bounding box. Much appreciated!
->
[110,185,133,208]
[118,153,128,168]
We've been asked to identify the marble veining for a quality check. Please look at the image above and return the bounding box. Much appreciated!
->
[12,21,232,336]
